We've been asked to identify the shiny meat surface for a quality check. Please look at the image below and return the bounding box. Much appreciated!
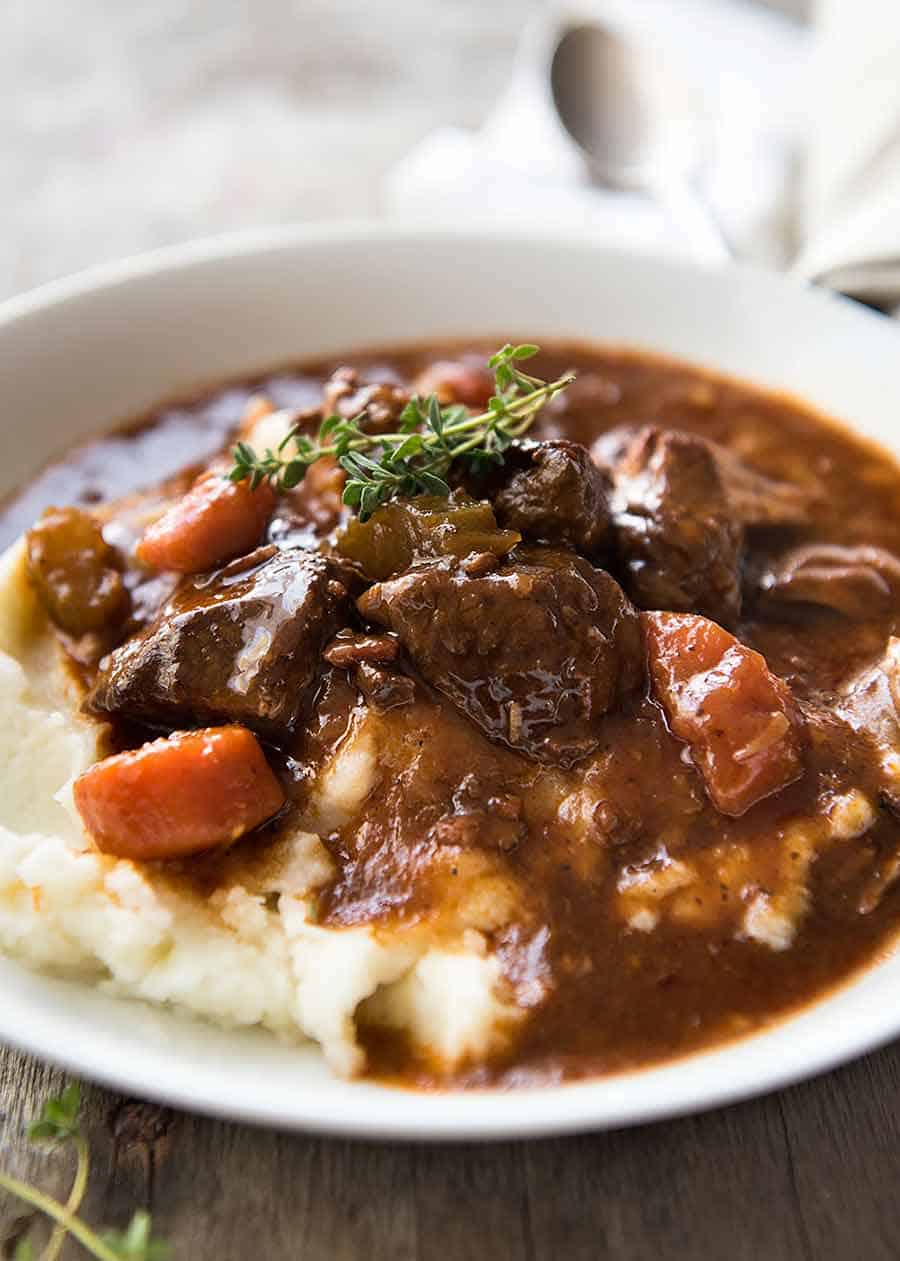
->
[612,427,744,627]
[714,443,815,529]
[757,544,900,618]
[594,425,814,532]
[490,440,612,556]
[323,630,416,712]
[358,546,644,766]
[89,545,353,738]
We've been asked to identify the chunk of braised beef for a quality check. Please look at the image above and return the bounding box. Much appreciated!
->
[597,425,814,533]
[714,445,816,529]
[88,546,353,740]
[612,426,744,627]
[121,569,180,636]
[322,366,410,434]
[835,638,900,917]
[488,440,612,557]
[839,636,900,748]
[357,546,644,767]
[757,544,900,619]
[323,630,400,667]
[354,662,416,712]
[644,611,805,817]
[323,632,414,712]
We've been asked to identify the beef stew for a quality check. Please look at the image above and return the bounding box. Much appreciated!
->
[9,340,900,1088]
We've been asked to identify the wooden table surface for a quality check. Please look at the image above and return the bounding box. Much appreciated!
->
[9,2,895,1259]
[2,1041,900,1260]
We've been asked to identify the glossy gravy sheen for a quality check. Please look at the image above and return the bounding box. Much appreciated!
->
[7,342,900,1088]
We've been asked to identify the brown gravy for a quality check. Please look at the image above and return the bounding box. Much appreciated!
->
[8,341,900,1088]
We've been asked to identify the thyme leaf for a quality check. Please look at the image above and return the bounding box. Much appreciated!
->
[228,343,575,521]
[1,1084,169,1261]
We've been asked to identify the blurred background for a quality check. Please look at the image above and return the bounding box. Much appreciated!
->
[3,0,811,301]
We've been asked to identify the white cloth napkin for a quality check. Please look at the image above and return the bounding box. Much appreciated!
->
[384,0,900,312]
[792,0,900,310]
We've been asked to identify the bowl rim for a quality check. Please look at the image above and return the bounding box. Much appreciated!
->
[1,216,885,335]
[2,219,900,1141]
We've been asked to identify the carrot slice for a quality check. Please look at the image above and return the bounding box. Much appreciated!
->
[643,611,805,817]
[137,472,276,573]
[73,727,285,860]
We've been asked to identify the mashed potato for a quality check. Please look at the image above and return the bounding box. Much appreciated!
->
[616,786,878,951]
[0,541,521,1076]
[3,509,880,1078]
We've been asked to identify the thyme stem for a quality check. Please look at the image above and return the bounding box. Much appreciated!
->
[0,1171,122,1261]
[228,343,575,521]
[42,1133,89,1261]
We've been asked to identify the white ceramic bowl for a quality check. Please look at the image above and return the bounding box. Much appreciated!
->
[2,223,900,1140]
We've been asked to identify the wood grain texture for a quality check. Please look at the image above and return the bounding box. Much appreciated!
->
[2,1039,900,1259]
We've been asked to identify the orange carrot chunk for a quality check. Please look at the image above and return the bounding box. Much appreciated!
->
[137,472,276,573]
[643,611,805,817]
[73,727,285,860]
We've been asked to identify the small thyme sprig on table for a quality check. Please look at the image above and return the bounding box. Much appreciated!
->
[1,1083,168,1261]
[228,343,575,521]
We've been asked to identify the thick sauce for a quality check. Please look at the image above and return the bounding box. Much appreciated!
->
[9,342,900,1088]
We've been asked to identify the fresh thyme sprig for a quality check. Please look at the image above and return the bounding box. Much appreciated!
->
[229,343,575,521]
[1,1083,168,1261]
